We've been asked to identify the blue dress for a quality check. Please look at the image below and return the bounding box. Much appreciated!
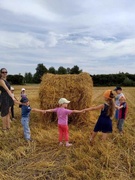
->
[94,103,112,133]
[0,79,13,117]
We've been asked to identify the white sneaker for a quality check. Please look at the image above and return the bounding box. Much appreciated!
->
[66,143,72,147]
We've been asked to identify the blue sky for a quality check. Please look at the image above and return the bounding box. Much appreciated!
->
[0,0,135,75]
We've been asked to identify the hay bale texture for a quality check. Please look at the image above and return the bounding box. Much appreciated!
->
[39,72,93,125]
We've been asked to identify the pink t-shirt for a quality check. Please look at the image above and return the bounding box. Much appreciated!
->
[53,107,73,125]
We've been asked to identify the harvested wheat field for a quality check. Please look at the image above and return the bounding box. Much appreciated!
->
[0,85,135,180]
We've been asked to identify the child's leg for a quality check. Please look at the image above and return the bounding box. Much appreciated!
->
[101,133,108,141]
[118,119,124,133]
[58,125,63,144]
[64,125,69,142]
[90,131,98,142]
[21,117,31,140]
[63,125,72,147]
[117,119,119,129]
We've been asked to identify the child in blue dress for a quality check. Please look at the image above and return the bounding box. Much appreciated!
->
[84,90,115,144]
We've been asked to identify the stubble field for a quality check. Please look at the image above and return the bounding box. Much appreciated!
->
[0,85,135,180]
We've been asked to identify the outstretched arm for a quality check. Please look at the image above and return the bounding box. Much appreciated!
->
[84,104,104,112]
[32,108,55,113]
[72,109,85,113]
[32,108,45,113]
[45,109,55,113]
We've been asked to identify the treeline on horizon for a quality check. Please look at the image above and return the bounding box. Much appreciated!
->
[7,63,135,87]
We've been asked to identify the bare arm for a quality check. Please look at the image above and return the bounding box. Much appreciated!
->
[117,105,124,110]
[84,104,104,112]
[45,109,55,113]
[32,108,55,113]
[72,110,85,113]
[14,96,18,101]
[0,79,15,100]
[32,108,45,113]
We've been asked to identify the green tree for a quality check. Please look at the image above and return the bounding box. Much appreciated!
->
[33,64,48,83]
[123,77,135,86]
[24,72,33,83]
[7,74,24,85]
[66,67,71,74]
[57,66,67,74]
[70,65,82,74]
[48,66,56,74]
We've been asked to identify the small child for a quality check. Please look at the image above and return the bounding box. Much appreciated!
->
[43,98,84,147]
[20,97,44,142]
[114,86,125,120]
[21,88,27,98]
[116,96,127,134]
[19,88,27,108]
[84,90,115,144]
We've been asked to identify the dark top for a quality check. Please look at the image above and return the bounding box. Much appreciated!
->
[0,79,14,117]
[94,103,112,133]
[21,105,31,118]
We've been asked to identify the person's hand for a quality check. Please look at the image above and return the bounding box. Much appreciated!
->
[80,110,85,113]
[14,100,20,104]
[12,97,15,101]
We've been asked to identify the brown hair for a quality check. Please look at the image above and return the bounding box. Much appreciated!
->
[106,98,115,117]
[0,68,7,73]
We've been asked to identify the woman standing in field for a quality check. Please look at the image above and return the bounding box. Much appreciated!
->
[84,90,115,144]
[0,68,15,132]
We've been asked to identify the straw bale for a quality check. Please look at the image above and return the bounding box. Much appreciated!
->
[39,72,93,125]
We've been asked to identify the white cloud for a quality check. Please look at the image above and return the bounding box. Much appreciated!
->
[0,0,60,21]
[0,31,45,48]
[0,0,135,75]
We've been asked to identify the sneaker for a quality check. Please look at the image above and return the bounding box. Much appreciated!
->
[66,143,72,147]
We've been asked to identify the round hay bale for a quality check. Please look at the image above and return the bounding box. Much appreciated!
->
[39,72,93,125]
